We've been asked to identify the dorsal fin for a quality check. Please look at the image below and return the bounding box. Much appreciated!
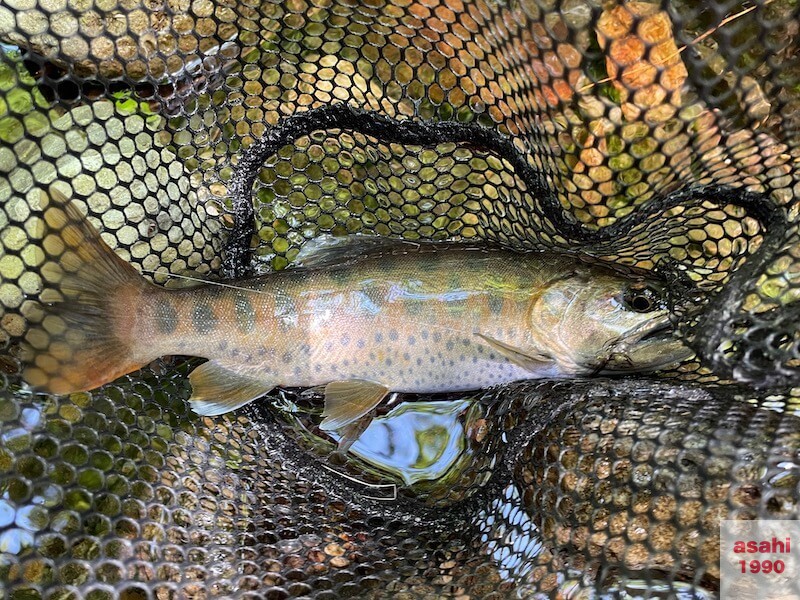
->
[294,234,425,269]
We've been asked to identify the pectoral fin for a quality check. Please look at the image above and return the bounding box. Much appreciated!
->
[476,333,555,372]
[188,361,274,416]
[321,379,389,431]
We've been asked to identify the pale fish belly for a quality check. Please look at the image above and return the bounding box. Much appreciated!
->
[272,317,565,393]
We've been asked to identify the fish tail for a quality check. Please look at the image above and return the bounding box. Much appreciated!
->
[23,188,153,394]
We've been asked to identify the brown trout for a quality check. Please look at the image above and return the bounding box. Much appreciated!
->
[23,190,691,432]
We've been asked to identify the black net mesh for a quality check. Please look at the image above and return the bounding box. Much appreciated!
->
[1,0,800,597]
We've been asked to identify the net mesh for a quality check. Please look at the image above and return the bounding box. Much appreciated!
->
[1,0,799,597]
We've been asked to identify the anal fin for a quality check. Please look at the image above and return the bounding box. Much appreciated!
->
[189,361,274,416]
[320,379,389,431]
[475,333,555,372]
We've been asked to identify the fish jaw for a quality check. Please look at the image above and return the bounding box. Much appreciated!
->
[593,313,694,373]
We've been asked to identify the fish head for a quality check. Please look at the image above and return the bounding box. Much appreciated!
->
[528,268,693,373]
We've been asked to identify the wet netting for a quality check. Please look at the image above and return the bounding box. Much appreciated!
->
[1,0,800,597]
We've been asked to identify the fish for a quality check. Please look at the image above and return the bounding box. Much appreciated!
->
[22,189,693,434]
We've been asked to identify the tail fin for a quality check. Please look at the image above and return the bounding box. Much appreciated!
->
[22,188,151,394]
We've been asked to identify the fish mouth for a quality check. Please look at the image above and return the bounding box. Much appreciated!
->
[616,312,673,346]
[632,315,674,343]
[593,313,693,374]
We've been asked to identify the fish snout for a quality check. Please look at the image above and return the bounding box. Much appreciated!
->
[592,314,691,373]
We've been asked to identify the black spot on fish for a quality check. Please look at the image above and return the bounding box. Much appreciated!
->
[218,341,228,352]
[340,334,350,346]
[293,366,302,377]
[432,332,442,343]
[388,330,398,341]
[193,300,217,334]
[315,364,322,373]
[282,351,292,363]
[446,340,454,351]
[421,331,429,340]
[488,295,504,314]
[375,333,383,343]
[258,347,267,357]
[462,339,470,346]
[403,353,410,361]
[385,358,392,366]
[416,358,422,366]
[407,336,416,345]
[153,297,178,334]
[357,339,365,349]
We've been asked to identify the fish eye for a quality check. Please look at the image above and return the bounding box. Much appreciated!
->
[622,284,663,313]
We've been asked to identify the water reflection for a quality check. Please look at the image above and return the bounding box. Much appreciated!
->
[328,399,473,486]
[267,388,497,502]
[476,484,544,582]
[0,394,49,556]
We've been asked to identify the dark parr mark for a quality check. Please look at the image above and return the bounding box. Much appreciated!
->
[363,286,385,306]
[153,296,178,334]
[405,298,424,315]
[235,292,256,334]
[193,300,217,334]
[329,268,351,285]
